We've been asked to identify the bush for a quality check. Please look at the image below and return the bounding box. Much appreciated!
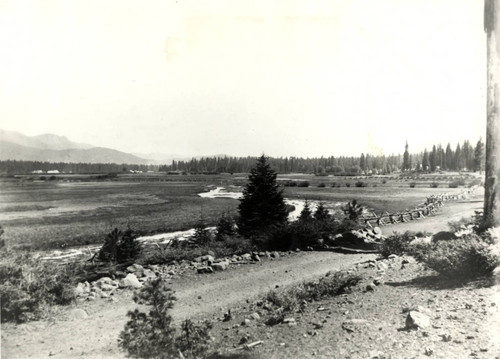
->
[191,219,213,246]
[409,182,416,188]
[354,181,366,188]
[0,253,79,323]
[382,179,387,184]
[421,234,499,279]
[119,277,212,359]
[97,228,141,263]
[430,182,439,188]
[381,232,420,258]
[297,181,310,187]
[215,212,236,241]
[317,183,326,188]
[345,183,351,187]
[265,271,361,314]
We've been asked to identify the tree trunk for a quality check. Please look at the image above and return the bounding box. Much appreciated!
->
[484,0,500,228]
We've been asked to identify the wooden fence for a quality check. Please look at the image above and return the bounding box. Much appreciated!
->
[361,186,479,227]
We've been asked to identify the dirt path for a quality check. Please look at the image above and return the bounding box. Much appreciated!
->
[2,252,374,359]
[1,188,486,359]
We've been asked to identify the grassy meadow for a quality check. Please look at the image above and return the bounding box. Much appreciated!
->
[0,172,479,250]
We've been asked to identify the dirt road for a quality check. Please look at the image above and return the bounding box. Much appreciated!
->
[1,189,485,359]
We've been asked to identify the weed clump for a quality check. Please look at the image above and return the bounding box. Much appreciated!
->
[265,271,361,315]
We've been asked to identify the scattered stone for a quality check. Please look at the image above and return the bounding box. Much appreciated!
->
[373,227,382,235]
[223,310,232,322]
[252,253,261,262]
[212,262,229,271]
[241,253,252,260]
[142,269,156,279]
[271,251,280,259]
[406,311,431,330]
[373,277,384,286]
[376,262,388,271]
[282,318,295,324]
[424,347,434,356]
[441,334,452,342]
[388,254,398,260]
[241,319,251,326]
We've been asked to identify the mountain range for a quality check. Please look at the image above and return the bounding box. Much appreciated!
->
[0,130,190,165]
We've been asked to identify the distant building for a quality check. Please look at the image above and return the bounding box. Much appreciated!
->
[47,170,60,174]
[32,170,44,174]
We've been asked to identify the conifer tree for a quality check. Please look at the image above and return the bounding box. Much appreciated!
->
[402,142,411,171]
[474,138,485,173]
[238,155,288,236]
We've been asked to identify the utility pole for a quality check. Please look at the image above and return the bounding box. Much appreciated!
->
[483,0,500,228]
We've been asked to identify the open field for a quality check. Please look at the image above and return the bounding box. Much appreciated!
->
[0,172,481,250]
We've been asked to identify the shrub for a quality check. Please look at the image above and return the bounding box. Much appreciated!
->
[119,278,212,359]
[317,183,326,188]
[421,234,499,279]
[343,200,364,221]
[0,253,79,323]
[345,183,351,187]
[215,212,236,241]
[191,218,213,246]
[409,182,416,188]
[381,231,419,258]
[430,182,439,188]
[97,228,141,263]
[354,181,366,188]
[297,181,310,187]
[448,182,458,188]
[382,179,387,184]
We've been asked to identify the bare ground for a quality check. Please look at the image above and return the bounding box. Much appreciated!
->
[1,187,495,359]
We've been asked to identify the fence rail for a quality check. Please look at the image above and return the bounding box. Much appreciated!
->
[361,186,478,227]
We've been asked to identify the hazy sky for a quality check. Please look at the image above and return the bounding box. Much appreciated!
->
[0,0,487,157]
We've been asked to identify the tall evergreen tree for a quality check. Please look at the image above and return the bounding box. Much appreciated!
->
[422,149,430,171]
[238,155,288,236]
[402,142,411,171]
[429,145,437,172]
[474,138,485,173]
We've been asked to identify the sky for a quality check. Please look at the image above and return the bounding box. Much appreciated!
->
[0,0,487,158]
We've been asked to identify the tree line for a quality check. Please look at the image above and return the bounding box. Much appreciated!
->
[0,138,485,175]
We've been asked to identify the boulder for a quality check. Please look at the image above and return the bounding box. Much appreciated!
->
[270,251,280,259]
[142,269,156,279]
[194,255,215,263]
[119,273,142,289]
[197,266,214,274]
[212,262,229,271]
[330,232,381,250]
[252,254,261,262]
[241,253,252,260]
[405,311,431,329]
[373,227,382,235]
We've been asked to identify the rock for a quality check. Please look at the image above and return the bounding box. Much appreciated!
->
[388,254,399,260]
[366,283,377,292]
[271,251,280,258]
[402,257,414,264]
[424,347,434,356]
[197,266,213,274]
[241,253,252,260]
[194,255,215,263]
[100,283,116,292]
[142,269,156,279]
[252,254,261,262]
[126,263,144,273]
[68,308,88,320]
[249,312,261,320]
[119,273,142,289]
[406,311,431,329]
[376,262,388,271]
[282,317,295,324]
[373,227,382,235]
[206,250,216,257]
[241,319,251,326]
[75,282,90,296]
[373,277,384,286]
[212,262,229,271]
